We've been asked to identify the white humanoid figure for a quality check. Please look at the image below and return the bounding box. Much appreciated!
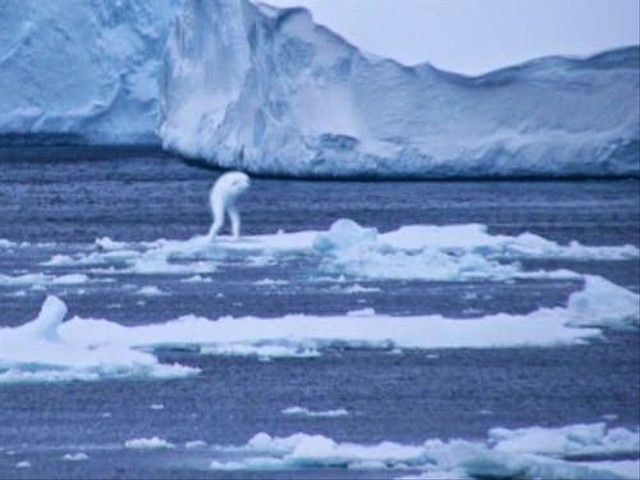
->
[207,171,251,241]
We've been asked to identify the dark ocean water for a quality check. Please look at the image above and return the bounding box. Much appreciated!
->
[0,147,638,479]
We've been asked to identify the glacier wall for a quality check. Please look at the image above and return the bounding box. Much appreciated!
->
[1,0,638,177]
[0,0,176,144]
[160,0,639,178]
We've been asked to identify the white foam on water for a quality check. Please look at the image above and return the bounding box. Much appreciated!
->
[208,424,639,478]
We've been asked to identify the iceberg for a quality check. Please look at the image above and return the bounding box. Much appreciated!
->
[2,0,638,178]
[0,0,175,144]
[160,0,640,178]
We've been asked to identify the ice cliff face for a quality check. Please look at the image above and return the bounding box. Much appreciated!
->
[0,0,175,144]
[160,0,639,178]
[1,0,638,177]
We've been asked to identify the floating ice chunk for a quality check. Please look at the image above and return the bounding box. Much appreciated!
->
[62,452,89,461]
[15,460,31,468]
[37,220,637,283]
[312,220,585,282]
[0,296,199,383]
[575,460,640,479]
[200,344,320,359]
[52,274,90,285]
[53,275,640,358]
[209,425,640,476]
[1,274,634,384]
[137,285,166,296]
[150,403,164,410]
[328,283,382,294]
[0,239,17,248]
[180,275,213,283]
[567,275,639,329]
[21,295,67,342]
[489,423,640,458]
[281,406,349,418]
[253,278,289,286]
[313,219,378,253]
[0,272,89,287]
[95,237,130,251]
[124,437,174,449]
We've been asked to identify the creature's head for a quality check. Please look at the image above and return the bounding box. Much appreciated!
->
[213,171,251,203]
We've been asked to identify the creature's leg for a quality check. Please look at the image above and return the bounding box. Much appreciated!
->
[207,200,226,241]
[228,205,241,240]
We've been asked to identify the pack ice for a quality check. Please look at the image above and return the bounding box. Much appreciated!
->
[0,274,637,383]
[160,0,640,178]
[208,424,640,479]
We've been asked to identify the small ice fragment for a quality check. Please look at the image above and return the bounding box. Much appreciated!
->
[16,461,31,468]
[124,436,174,449]
[150,403,164,410]
[185,440,207,449]
[137,285,165,296]
[62,452,89,461]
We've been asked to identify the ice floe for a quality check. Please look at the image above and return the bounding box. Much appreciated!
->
[207,424,639,478]
[0,296,199,383]
[0,272,90,288]
[0,273,636,383]
[313,219,638,281]
[567,275,639,329]
[489,422,640,458]
[34,219,639,283]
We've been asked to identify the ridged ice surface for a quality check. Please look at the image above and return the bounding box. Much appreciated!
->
[160,0,639,178]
